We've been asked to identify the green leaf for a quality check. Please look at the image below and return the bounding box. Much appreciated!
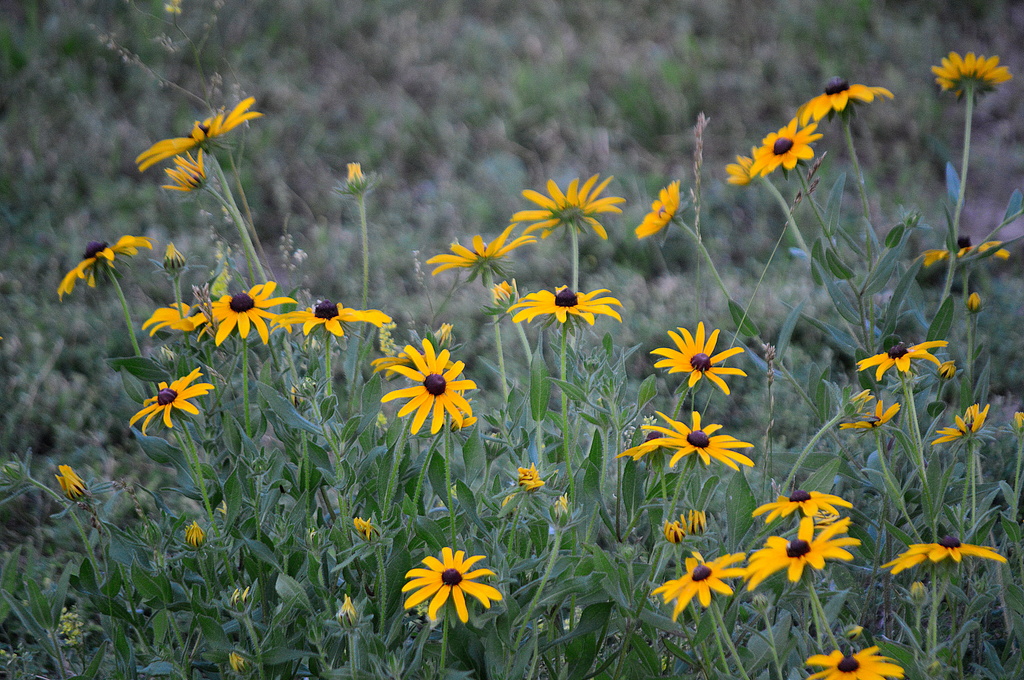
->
[881,258,923,337]
[108,356,168,382]
[725,471,756,547]
[197,614,230,650]
[926,401,946,418]
[540,601,613,652]
[1005,189,1023,223]
[862,236,907,296]
[529,354,551,422]
[637,374,656,409]
[727,299,760,337]
[884,222,906,249]
[824,173,846,237]
[549,377,587,403]
[275,573,312,613]
[132,429,186,470]
[775,301,805,362]
[927,296,954,342]
[800,458,841,493]
[825,248,854,280]
[945,162,960,205]
[256,381,322,435]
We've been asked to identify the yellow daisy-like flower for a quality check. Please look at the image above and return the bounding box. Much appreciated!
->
[512,174,625,240]
[796,77,894,125]
[663,518,687,544]
[652,551,746,618]
[517,463,545,492]
[806,647,905,680]
[618,411,754,471]
[228,652,247,673]
[353,517,376,541]
[749,118,823,177]
[142,303,209,336]
[58,235,154,299]
[651,322,747,395]
[932,51,1013,97]
[129,368,215,435]
[938,360,957,380]
[184,521,206,548]
[931,403,990,444]
[686,509,707,535]
[840,397,901,430]
[856,340,948,381]
[402,547,503,623]
[55,465,86,500]
[745,516,860,590]
[380,339,476,434]
[161,150,206,192]
[210,281,296,346]
[752,490,853,524]
[274,300,391,338]
[426,224,536,279]
[883,535,1006,574]
[136,97,263,172]
[635,181,681,239]
[725,148,758,186]
[921,236,1010,267]
[508,287,622,326]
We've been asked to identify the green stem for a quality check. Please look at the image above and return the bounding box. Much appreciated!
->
[324,335,334,399]
[383,426,410,517]
[506,527,563,679]
[900,374,935,536]
[807,577,841,651]
[781,412,846,493]
[209,154,266,284]
[873,430,923,542]
[443,421,456,545]
[941,85,975,304]
[760,176,809,253]
[439,614,449,673]
[358,194,370,308]
[242,336,252,438]
[175,428,217,534]
[110,274,142,357]
[570,223,580,292]
[842,117,874,234]
[560,325,575,501]
[710,600,752,680]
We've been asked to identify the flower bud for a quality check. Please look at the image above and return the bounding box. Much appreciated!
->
[938,360,957,380]
[163,243,186,273]
[337,594,358,628]
[228,651,247,672]
[910,581,927,604]
[184,520,206,548]
[967,292,982,313]
[663,519,686,544]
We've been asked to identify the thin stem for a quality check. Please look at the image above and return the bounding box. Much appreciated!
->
[242,336,252,438]
[324,335,334,399]
[209,154,265,284]
[439,614,449,673]
[560,325,575,500]
[175,428,217,533]
[873,430,923,542]
[570,223,580,292]
[760,176,809,253]
[781,412,846,493]
[443,421,456,545]
[842,117,873,233]
[110,274,142,357]
[900,374,935,536]
[710,600,752,680]
[505,527,563,678]
[383,426,410,516]
[941,85,975,303]
[358,194,370,308]
[807,578,841,651]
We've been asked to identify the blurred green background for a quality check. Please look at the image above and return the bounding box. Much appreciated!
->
[2,0,1022,547]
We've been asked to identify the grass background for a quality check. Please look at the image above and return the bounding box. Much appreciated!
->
[2,0,1023,549]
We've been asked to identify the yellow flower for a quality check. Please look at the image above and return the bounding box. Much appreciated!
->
[663,519,687,544]
[184,521,206,548]
[508,287,622,326]
[932,51,1012,97]
[909,581,927,603]
[347,163,363,182]
[651,322,747,395]
[652,551,746,618]
[796,78,893,125]
[938,360,957,380]
[55,465,86,500]
[228,651,247,672]
[806,647,905,680]
[685,509,707,535]
[856,340,948,381]
[618,411,754,471]
[749,119,823,177]
[492,280,516,305]
[353,517,376,541]
[161,150,205,192]
[163,243,187,272]
[517,463,545,492]
[230,587,250,608]
[426,224,536,279]
[58,235,154,299]
[552,494,570,520]
[274,300,391,338]
[883,535,1006,574]
[840,397,900,430]
[380,339,476,434]
[752,489,853,523]
[745,516,860,590]
[136,97,263,172]
[931,403,989,444]
[1014,412,1024,434]
[512,174,625,240]
[922,237,1010,266]
[967,292,982,313]
[210,281,295,346]
[338,594,358,627]
[402,547,503,623]
[635,181,681,239]
[725,147,758,186]
[142,303,209,335]
[164,0,182,14]
[129,368,215,435]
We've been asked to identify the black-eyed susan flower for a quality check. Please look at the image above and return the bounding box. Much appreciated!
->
[932,403,989,444]
[161,150,206,192]
[663,518,687,544]
[922,236,1010,267]
[136,97,263,172]
[163,243,187,273]
[883,535,1006,574]
[938,360,957,380]
[426,224,536,280]
[508,287,622,326]
[745,516,860,590]
[210,281,295,346]
[840,397,900,430]
[230,587,250,609]
[806,647,905,680]
[856,340,948,381]
[58,235,154,299]
[353,517,376,541]
[652,552,746,618]
[184,521,206,548]
[725,148,757,186]
[512,174,625,240]
[142,303,209,335]
[932,51,1013,97]
[129,368,215,435]
[796,77,894,125]
[492,280,516,306]
[618,411,754,471]
[635,181,681,239]
[55,465,86,500]
[380,339,476,434]
[749,119,823,177]
[517,463,545,492]
[685,509,707,535]
[337,594,358,627]
[274,300,391,338]
[651,322,747,395]
[752,490,853,523]
[402,547,503,623]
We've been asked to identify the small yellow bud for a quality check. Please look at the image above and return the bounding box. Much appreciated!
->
[1014,412,1024,433]
[492,280,516,305]
[517,463,545,492]
[228,651,247,672]
[685,509,707,535]
[845,624,864,640]
[347,163,364,182]
[910,581,927,604]
[353,517,375,541]
[553,494,569,520]
[184,521,206,548]
[230,587,250,608]
[662,519,686,544]
[55,465,86,500]
[338,594,358,628]
[938,360,957,380]
[436,323,454,346]
[163,243,186,273]
[967,292,982,313]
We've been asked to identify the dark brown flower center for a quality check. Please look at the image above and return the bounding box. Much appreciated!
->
[691,564,713,581]
[229,293,255,313]
[786,539,811,558]
[886,342,908,359]
[690,352,712,372]
[686,430,710,448]
[84,241,108,259]
[837,656,859,672]
[314,300,339,319]
[441,568,463,586]
[938,535,961,548]
[156,388,178,406]
[644,431,662,443]
[773,138,794,156]
[789,489,812,503]
[957,236,972,249]
[423,373,447,396]
[825,77,850,95]
[554,288,579,307]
